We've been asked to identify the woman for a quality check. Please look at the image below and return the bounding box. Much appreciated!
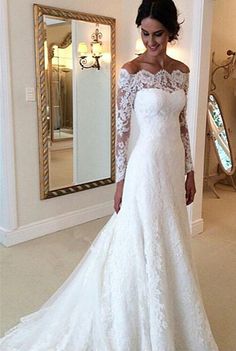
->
[0,0,219,350]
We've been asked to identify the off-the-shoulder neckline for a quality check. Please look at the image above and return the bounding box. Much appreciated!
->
[120,67,189,77]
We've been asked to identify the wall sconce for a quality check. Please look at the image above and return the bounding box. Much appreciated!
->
[78,24,103,70]
[135,38,145,56]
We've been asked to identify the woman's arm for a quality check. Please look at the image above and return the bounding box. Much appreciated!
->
[179,72,196,205]
[114,66,135,213]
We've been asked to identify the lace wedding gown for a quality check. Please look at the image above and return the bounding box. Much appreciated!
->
[0,69,219,351]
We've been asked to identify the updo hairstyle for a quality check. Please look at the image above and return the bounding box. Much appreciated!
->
[135,0,182,42]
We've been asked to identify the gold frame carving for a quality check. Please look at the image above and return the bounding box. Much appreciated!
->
[33,4,116,199]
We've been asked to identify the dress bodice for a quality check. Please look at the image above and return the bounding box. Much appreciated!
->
[134,88,185,140]
[115,68,194,182]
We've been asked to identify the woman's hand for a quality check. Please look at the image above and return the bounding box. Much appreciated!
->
[114,180,124,213]
[185,170,196,205]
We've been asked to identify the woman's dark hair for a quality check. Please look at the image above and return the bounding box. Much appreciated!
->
[135,0,181,42]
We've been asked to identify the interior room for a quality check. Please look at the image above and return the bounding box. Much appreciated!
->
[0,0,235,350]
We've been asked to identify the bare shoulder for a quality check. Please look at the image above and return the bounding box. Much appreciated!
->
[121,58,140,74]
[171,59,190,73]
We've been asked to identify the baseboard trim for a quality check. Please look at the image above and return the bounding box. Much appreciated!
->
[0,201,114,247]
[191,218,204,236]
[0,203,203,247]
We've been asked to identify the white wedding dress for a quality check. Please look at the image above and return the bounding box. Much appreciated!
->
[0,68,219,351]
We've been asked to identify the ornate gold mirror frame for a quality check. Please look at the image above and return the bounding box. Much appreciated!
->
[34,4,116,199]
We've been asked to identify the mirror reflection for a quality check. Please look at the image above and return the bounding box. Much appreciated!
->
[45,18,73,143]
[41,14,114,192]
[208,94,233,173]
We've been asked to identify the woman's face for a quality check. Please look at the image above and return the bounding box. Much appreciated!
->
[140,17,170,57]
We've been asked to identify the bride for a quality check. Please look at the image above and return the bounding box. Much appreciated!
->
[0,0,219,350]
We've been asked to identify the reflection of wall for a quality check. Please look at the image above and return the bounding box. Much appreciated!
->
[205,0,236,180]
[51,44,73,70]
[47,22,73,134]
[46,22,71,48]
[51,67,73,130]
[73,21,111,183]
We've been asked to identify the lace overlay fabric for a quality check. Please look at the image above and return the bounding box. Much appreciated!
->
[0,68,219,351]
[115,68,194,182]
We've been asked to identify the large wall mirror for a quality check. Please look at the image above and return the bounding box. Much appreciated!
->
[34,4,116,199]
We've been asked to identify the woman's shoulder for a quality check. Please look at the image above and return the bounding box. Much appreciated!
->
[118,60,139,88]
[121,59,141,75]
[170,59,190,74]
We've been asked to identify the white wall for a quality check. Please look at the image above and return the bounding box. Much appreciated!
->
[0,0,18,234]
[211,0,236,63]
[1,0,210,245]
[206,0,236,179]
[188,0,214,233]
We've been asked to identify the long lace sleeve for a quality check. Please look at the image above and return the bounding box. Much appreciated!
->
[179,73,194,175]
[115,69,136,182]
